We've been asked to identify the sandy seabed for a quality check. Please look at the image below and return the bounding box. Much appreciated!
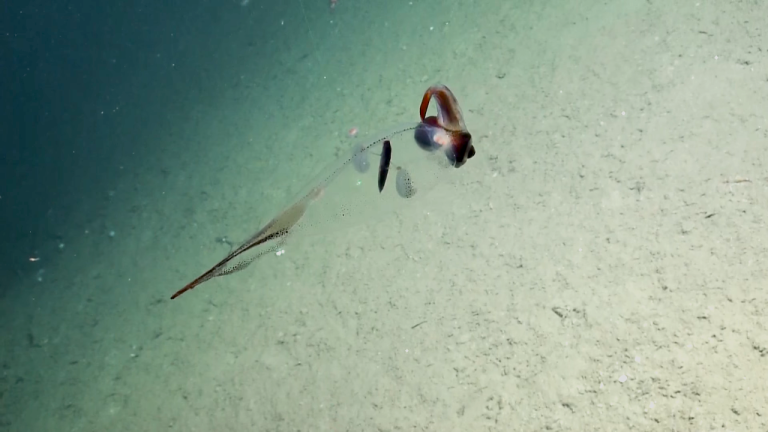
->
[1,0,766,431]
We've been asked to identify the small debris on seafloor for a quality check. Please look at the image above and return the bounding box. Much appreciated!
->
[216,236,235,250]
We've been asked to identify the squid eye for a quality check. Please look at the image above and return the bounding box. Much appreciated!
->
[414,120,444,152]
[396,167,416,198]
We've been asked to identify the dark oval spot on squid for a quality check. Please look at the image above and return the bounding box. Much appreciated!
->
[396,167,416,198]
[352,144,370,173]
[378,140,392,193]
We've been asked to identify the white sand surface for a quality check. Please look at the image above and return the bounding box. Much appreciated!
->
[1,0,767,430]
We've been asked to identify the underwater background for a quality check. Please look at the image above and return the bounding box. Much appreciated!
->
[1,0,767,430]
